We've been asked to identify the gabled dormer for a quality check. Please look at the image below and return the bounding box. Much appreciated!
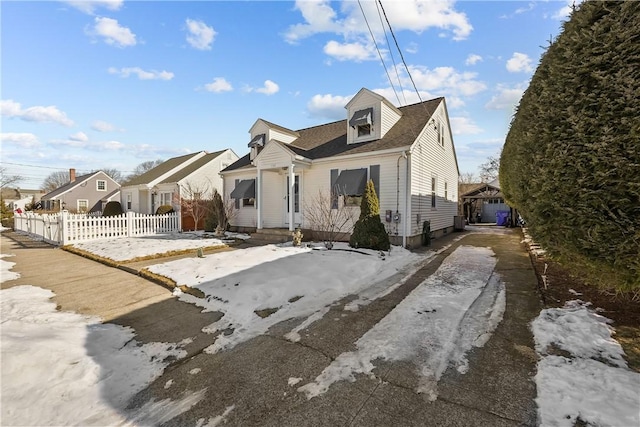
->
[248,119,300,161]
[345,88,402,144]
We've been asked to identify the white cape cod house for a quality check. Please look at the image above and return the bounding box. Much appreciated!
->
[121,149,238,216]
[221,88,460,248]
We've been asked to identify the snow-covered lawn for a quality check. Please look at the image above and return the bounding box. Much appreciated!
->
[532,301,640,427]
[71,231,249,262]
[149,242,423,354]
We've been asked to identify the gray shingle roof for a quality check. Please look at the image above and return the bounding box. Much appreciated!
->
[159,150,226,184]
[123,152,202,186]
[222,98,443,173]
[42,172,99,200]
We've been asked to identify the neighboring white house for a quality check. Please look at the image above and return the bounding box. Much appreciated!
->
[40,169,120,213]
[221,88,460,248]
[120,149,238,216]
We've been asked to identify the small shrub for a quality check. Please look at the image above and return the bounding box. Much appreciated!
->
[155,205,174,215]
[102,201,123,217]
[350,180,390,251]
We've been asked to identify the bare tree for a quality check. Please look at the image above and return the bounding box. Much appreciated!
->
[303,189,356,249]
[98,168,123,183]
[458,172,478,184]
[479,151,501,182]
[219,195,238,234]
[125,159,164,183]
[0,167,22,189]
[177,180,214,231]
[42,171,71,192]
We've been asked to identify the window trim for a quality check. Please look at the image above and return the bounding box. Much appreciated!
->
[96,180,107,191]
[431,176,437,209]
[77,199,89,213]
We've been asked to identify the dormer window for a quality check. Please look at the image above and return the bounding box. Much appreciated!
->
[357,123,371,137]
[249,133,265,161]
[349,108,373,138]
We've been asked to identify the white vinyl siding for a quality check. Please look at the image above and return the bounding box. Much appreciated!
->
[379,101,402,138]
[409,102,458,235]
[225,172,257,228]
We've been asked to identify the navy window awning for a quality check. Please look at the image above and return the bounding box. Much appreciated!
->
[349,108,373,128]
[247,133,265,148]
[333,169,367,196]
[230,179,256,199]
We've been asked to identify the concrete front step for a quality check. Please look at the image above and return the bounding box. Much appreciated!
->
[251,228,312,244]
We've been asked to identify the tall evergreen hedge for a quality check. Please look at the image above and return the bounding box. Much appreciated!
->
[500,1,640,291]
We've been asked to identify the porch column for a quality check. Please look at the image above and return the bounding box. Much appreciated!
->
[288,164,295,231]
[257,168,263,230]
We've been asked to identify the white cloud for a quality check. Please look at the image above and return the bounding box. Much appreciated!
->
[506,52,533,73]
[68,131,88,142]
[465,54,482,66]
[406,65,487,97]
[323,40,378,62]
[95,140,125,151]
[307,93,352,120]
[285,0,472,49]
[405,42,419,54]
[108,67,174,80]
[449,117,483,135]
[485,83,526,110]
[247,80,280,96]
[92,17,136,47]
[64,0,123,15]
[185,19,216,50]
[552,0,584,20]
[203,77,233,93]
[1,132,40,148]
[1,99,74,127]
[91,120,118,132]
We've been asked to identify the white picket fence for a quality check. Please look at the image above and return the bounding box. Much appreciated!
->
[13,211,180,245]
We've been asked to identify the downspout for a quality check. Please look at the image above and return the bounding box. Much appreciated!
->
[404,151,410,249]
[397,151,408,247]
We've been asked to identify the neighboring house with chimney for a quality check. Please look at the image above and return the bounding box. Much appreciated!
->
[120,150,238,222]
[221,88,460,247]
[40,168,120,213]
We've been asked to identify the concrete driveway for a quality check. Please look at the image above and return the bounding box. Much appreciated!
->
[1,228,541,426]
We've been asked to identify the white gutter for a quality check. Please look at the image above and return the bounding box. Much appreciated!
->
[404,151,411,248]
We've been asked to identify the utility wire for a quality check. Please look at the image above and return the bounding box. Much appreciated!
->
[357,0,401,106]
[377,0,424,105]
[375,0,407,105]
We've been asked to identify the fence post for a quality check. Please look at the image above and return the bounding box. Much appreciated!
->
[127,211,134,237]
[60,211,68,245]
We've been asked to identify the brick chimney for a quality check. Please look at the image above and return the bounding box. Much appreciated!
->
[69,168,76,183]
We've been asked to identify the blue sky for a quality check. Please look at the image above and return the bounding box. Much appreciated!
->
[1,0,576,189]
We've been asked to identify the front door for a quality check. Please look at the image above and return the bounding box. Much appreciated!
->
[285,174,301,226]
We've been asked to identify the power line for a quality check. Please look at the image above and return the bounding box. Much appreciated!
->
[375,0,407,105]
[377,0,424,105]
[357,0,402,106]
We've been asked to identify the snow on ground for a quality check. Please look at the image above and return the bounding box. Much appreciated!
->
[1,254,20,282]
[0,285,204,426]
[148,242,423,354]
[71,232,240,262]
[532,300,640,427]
[297,245,505,400]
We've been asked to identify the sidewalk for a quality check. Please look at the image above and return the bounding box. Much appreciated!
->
[0,231,221,357]
[1,228,542,426]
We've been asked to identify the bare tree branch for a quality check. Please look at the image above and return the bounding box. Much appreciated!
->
[0,167,22,189]
[303,189,356,249]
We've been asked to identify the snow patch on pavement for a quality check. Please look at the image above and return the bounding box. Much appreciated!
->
[149,242,422,354]
[0,285,195,426]
[195,404,235,427]
[0,254,20,282]
[532,301,640,427]
[298,245,502,400]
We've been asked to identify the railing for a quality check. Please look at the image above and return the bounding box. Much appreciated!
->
[12,211,180,245]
